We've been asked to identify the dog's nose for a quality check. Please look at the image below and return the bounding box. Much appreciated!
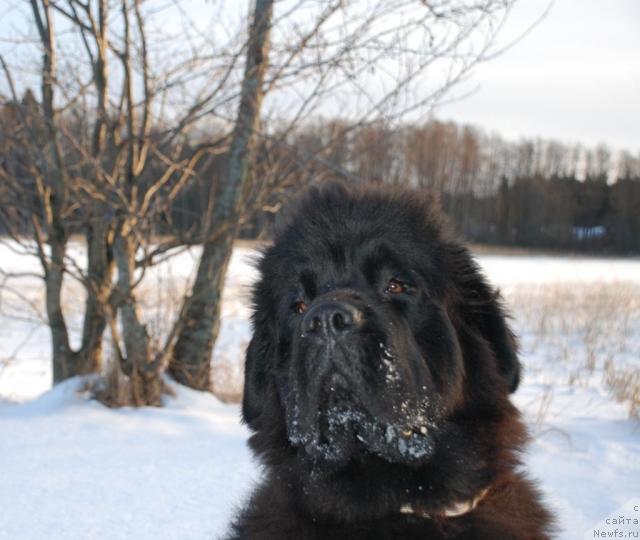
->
[302,301,362,339]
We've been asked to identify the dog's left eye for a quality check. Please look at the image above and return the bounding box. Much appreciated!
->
[385,278,407,294]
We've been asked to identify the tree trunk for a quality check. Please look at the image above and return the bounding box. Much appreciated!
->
[169,0,274,390]
[32,3,110,381]
[30,0,73,383]
[77,222,114,373]
[114,227,162,406]
[48,231,72,383]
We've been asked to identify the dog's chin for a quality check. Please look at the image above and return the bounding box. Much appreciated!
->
[286,374,365,464]
[287,381,438,467]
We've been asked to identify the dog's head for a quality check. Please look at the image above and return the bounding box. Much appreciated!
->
[243,184,520,471]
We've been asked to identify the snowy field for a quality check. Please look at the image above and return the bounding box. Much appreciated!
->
[0,242,639,540]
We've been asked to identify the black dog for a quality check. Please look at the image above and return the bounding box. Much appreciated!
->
[227,184,553,539]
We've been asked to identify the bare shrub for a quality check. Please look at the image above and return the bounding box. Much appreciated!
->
[89,359,134,408]
[506,282,640,419]
[604,359,640,419]
[533,385,555,428]
[89,357,175,408]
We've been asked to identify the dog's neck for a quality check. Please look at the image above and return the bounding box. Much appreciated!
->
[399,486,490,519]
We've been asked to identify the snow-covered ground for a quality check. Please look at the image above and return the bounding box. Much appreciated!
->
[0,242,638,540]
[0,379,255,540]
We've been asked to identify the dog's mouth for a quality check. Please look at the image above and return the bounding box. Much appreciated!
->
[285,355,437,465]
[324,371,351,399]
[286,367,363,459]
[288,401,437,466]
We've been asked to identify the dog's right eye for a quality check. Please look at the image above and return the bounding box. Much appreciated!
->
[385,278,407,294]
[293,301,308,314]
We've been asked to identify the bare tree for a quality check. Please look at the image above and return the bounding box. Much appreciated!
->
[169,0,274,389]
[0,1,106,383]
[1,0,234,403]
[1,0,521,402]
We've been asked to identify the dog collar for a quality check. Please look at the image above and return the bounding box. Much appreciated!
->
[399,487,490,519]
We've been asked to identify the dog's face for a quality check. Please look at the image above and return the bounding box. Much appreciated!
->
[271,227,463,467]
[243,184,520,473]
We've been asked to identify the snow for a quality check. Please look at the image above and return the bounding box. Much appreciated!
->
[1,242,639,539]
[0,378,256,540]
[478,253,640,287]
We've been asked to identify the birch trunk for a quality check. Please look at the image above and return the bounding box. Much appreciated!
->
[169,0,274,390]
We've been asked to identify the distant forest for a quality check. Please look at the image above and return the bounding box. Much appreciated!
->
[177,119,640,254]
[2,92,639,254]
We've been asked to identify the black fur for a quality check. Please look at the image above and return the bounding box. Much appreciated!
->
[228,183,553,539]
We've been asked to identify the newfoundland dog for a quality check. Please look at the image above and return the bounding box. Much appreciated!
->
[227,183,553,539]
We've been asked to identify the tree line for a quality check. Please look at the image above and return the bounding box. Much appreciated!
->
[168,118,640,253]
[3,95,639,258]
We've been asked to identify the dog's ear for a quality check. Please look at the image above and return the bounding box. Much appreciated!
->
[448,245,521,393]
[475,287,521,393]
[242,319,275,428]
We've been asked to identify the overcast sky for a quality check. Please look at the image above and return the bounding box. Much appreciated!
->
[434,0,640,151]
[1,0,637,152]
